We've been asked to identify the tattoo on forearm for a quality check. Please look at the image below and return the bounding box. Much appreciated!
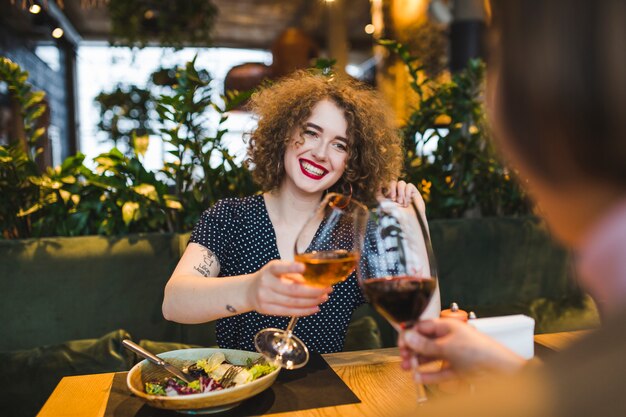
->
[226,305,237,313]
[193,248,218,277]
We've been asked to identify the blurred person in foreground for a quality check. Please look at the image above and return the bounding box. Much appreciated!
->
[399,1,626,416]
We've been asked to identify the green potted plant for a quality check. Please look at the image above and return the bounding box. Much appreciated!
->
[0,57,47,239]
[1,57,255,238]
[94,85,154,152]
[381,40,530,219]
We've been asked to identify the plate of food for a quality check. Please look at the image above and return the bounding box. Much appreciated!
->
[126,348,280,414]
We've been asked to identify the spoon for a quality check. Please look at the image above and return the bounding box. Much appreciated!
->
[122,339,195,384]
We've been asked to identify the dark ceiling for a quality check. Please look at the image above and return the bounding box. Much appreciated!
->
[60,0,374,52]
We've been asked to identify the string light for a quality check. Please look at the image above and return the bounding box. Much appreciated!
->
[10,0,109,10]
[51,27,64,38]
[364,24,375,34]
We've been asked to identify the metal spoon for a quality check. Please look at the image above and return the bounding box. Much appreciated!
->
[122,339,195,384]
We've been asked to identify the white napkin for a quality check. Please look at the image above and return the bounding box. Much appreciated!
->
[468,314,535,359]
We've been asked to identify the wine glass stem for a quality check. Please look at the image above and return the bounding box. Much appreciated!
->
[274,316,300,357]
[410,348,428,404]
[285,316,299,337]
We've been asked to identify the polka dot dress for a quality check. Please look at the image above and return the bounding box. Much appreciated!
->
[189,195,366,353]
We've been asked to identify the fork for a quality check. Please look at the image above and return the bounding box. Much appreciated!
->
[249,356,267,367]
[220,365,243,388]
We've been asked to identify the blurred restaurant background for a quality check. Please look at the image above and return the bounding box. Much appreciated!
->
[1,0,487,174]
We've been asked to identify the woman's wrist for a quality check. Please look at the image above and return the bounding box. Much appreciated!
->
[243,272,260,313]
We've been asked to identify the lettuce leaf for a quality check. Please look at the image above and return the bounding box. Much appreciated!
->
[196,352,226,374]
[248,363,277,380]
[145,382,166,395]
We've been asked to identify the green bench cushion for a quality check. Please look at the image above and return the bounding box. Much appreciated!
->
[429,217,599,332]
[0,329,134,417]
[0,233,184,351]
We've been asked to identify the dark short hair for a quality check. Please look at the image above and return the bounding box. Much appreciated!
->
[245,70,403,203]
[491,0,626,188]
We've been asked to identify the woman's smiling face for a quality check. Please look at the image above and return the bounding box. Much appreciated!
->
[282,99,350,196]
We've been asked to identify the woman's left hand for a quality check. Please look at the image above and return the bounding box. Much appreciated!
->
[380,180,421,208]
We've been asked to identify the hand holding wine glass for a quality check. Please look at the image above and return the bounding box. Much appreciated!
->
[254,193,369,369]
[246,259,329,317]
[358,197,438,403]
[399,319,526,383]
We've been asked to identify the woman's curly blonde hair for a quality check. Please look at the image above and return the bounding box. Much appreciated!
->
[246,70,403,203]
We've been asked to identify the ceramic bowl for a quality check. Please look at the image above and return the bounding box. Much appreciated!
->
[126,348,280,414]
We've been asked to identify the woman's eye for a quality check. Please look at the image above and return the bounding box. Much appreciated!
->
[302,130,319,139]
[333,142,348,152]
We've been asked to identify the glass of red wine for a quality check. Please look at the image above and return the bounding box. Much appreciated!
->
[358,197,438,403]
[254,193,369,370]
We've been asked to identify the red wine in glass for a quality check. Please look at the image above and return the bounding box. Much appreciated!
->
[358,198,439,403]
[362,276,436,329]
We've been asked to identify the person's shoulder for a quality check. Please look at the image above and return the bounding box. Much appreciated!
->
[216,194,262,209]
[209,195,264,218]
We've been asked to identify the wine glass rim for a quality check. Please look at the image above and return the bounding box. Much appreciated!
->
[324,192,368,212]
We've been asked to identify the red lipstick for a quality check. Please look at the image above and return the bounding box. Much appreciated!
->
[299,159,328,180]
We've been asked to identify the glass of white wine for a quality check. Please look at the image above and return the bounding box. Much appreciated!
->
[254,192,369,369]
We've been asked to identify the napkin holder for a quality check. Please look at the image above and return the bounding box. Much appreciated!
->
[468,314,535,359]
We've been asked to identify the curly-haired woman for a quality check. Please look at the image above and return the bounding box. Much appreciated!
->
[162,70,439,353]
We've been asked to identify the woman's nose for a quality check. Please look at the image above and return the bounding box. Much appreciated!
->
[311,142,328,160]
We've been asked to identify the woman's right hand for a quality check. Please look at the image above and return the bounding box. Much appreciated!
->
[247,260,332,317]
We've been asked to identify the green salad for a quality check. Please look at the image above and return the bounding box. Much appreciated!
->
[144,353,277,396]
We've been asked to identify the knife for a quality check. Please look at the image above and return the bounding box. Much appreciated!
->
[122,339,195,384]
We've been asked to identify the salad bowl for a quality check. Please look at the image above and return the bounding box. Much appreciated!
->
[126,347,280,414]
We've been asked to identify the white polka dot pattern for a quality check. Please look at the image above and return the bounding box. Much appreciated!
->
[189,195,366,353]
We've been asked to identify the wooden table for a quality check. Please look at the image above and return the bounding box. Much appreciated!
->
[37,331,587,417]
